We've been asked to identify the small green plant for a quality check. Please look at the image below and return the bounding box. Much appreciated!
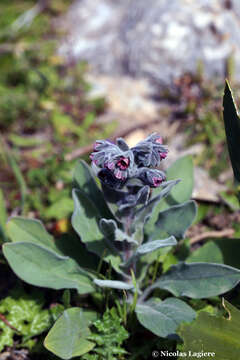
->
[3,132,240,359]
[0,0,114,223]
[81,308,129,360]
[0,286,52,351]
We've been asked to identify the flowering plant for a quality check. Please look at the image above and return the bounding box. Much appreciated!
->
[3,132,240,359]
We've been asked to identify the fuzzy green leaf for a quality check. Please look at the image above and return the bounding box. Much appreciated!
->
[187,238,240,270]
[178,299,240,359]
[145,156,194,234]
[186,241,224,264]
[93,279,134,290]
[3,242,94,294]
[166,155,194,203]
[134,180,180,231]
[136,297,195,338]
[223,81,240,185]
[7,217,58,251]
[153,262,240,298]
[151,200,197,240]
[72,189,121,272]
[44,308,95,359]
[72,189,107,254]
[114,228,138,244]
[73,160,111,218]
[7,217,98,272]
[99,218,117,237]
[0,287,52,351]
[137,236,177,255]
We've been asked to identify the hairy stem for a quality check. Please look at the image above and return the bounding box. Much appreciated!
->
[138,284,155,303]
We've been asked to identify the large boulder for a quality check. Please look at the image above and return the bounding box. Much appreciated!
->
[58,0,240,85]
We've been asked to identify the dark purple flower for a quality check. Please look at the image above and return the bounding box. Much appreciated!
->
[152,176,164,187]
[131,132,168,167]
[138,168,166,188]
[97,168,126,188]
[90,140,120,167]
[105,155,131,180]
[90,134,168,188]
[145,133,163,144]
[116,157,130,170]
[159,149,168,160]
[90,139,135,181]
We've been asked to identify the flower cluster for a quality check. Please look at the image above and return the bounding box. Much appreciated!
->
[90,133,168,189]
[132,133,168,167]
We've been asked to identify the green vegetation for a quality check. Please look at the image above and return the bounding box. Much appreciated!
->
[0,0,115,222]
[1,2,240,359]
[0,286,53,351]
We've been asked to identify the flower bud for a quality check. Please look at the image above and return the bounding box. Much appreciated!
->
[138,168,166,187]
[132,133,168,167]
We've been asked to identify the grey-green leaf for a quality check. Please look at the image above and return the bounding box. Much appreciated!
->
[7,217,57,251]
[72,189,107,256]
[223,81,240,184]
[186,241,224,264]
[136,297,195,338]
[134,180,180,227]
[3,242,94,294]
[6,217,98,272]
[151,200,197,240]
[153,262,240,298]
[99,218,117,237]
[137,236,177,255]
[44,308,95,359]
[73,160,111,217]
[72,189,121,272]
[166,155,194,203]
[93,279,134,290]
[145,156,194,234]
[115,228,138,245]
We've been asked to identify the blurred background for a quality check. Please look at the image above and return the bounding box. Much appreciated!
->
[1,0,240,232]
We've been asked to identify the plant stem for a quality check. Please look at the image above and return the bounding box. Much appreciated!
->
[130,270,138,313]
[138,284,154,303]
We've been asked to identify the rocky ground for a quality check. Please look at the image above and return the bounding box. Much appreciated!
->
[58,0,240,85]
[55,0,240,202]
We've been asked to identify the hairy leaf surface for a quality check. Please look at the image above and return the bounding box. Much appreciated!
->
[73,160,111,217]
[136,297,195,338]
[44,308,95,359]
[153,262,240,298]
[151,200,197,240]
[93,279,134,290]
[7,217,57,251]
[72,189,121,272]
[166,155,194,203]
[3,242,94,294]
[136,236,177,255]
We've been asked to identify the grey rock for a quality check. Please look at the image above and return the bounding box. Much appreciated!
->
[58,0,240,85]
